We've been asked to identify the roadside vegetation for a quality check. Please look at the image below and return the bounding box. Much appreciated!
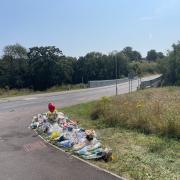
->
[158,42,180,86]
[91,87,180,138]
[62,87,180,180]
[0,84,86,98]
[0,41,179,179]
[0,44,162,91]
[1,41,179,95]
[129,61,158,75]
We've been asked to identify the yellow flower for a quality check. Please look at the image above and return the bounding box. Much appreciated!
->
[136,101,144,108]
[111,154,118,161]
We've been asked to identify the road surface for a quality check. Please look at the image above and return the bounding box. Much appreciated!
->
[0,75,160,180]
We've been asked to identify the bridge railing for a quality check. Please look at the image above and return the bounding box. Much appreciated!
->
[140,76,162,89]
[88,78,128,88]
[88,77,139,88]
[88,75,162,89]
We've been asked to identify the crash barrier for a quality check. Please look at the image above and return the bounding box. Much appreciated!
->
[89,77,138,88]
[140,76,162,89]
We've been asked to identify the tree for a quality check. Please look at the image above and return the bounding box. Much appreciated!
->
[133,63,142,77]
[0,43,163,90]
[157,52,164,59]
[55,56,76,84]
[133,50,142,61]
[122,46,142,61]
[160,42,180,85]
[0,44,28,88]
[115,52,129,78]
[146,49,157,61]
[3,43,28,59]
[28,46,63,90]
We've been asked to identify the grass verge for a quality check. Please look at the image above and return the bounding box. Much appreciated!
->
[62,88,180,180]
[91,87,180,138]
[0,84,87,99]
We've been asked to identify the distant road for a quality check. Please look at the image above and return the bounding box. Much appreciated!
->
[0,74,160,180]
[0,74,160,112]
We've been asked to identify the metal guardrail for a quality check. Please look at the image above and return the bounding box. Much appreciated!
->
[140,76,162,89]
[88,78,128,88]
[88,75,162,89]
[88,77,138,88]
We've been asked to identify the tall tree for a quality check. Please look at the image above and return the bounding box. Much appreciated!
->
[133,51,142,61]
[0,44,28,88]
[147,49,165,62]
[122,46,142,61]
[3,43,28,59]
[28,46,63,90]
[146,49,157,61]
[162,42,180,85]
[157,52,164,59]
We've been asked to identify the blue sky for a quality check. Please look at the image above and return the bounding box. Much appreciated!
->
[0,0,180,57]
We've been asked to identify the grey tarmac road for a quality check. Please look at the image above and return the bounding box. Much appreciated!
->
[0,75,160,180]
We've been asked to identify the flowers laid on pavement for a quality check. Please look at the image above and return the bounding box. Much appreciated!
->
[30,102,112,161]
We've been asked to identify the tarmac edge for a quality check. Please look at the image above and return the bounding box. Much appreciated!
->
[35,131,126,180]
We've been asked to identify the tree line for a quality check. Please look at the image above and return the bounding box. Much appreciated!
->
[158,41,180,85]
[0,42,178,91]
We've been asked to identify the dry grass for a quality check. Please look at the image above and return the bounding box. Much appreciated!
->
[92,128,180,180]
[62,89,180,180]
[91,87,180,138]
[0,88,36,98]
[0,84,86,99]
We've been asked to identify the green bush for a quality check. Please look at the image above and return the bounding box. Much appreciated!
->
[128,61,158,76]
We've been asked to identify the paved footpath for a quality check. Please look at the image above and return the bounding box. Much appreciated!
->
[0,75,160,180]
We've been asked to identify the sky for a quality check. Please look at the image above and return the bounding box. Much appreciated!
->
[0,0,180,57]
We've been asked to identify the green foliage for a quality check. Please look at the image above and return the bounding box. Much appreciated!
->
[62,98,180,180]
[3,43,28,59]
[128,61,158,75]
[146,50,157,61]
[0,42,175,91]
[146,49,164,62]
[0,84,86,98]
[160,42,180,85]
[28,46,63,90]
[91,96,111,120]
[0,52,28,89]
[122,46,142,61]
[74,51,129,83]
[90,87,180,138]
